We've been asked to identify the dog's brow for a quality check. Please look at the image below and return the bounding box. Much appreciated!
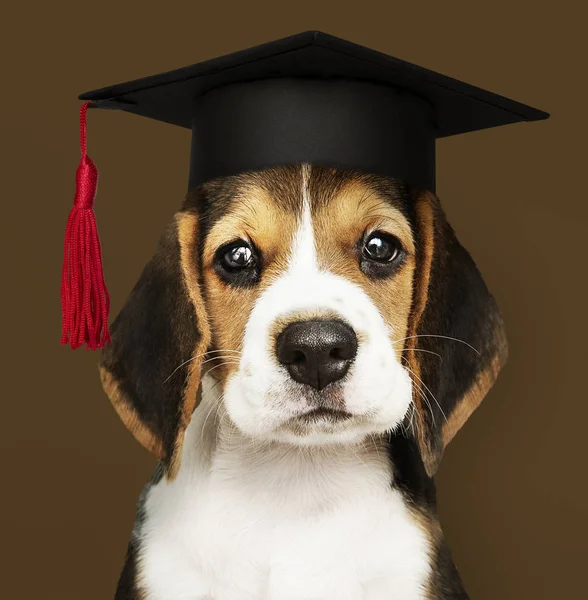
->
[312,182,415,255]
[202,182,300,268]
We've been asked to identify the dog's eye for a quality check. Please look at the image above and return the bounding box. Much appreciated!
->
[363,232,402,262]
[222,243,254,271]
[214,240,260,287]
[360,231,405,278]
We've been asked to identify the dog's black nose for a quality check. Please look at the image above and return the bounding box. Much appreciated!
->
[276,320,358,390]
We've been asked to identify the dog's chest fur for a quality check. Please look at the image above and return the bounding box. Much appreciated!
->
[136,380,431,600]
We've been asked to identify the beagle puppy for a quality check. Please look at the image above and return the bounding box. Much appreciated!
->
[100,165,507,600]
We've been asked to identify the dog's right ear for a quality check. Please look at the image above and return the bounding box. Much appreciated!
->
[99,210,210,479]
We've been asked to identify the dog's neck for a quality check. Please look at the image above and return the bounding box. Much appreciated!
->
[179,373,397,513]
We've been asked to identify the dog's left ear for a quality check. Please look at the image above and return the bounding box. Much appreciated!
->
[406,190,508,476]
[99,210,211,479]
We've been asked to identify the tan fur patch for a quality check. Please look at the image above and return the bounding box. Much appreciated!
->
[404,191,436,468]
[99,367,164,458]
[169,211,213,480]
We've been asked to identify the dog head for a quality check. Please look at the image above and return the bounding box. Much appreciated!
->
[100,166,507,478]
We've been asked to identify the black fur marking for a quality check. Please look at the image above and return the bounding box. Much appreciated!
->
[429,538,470,599]
[387,430,437,510]
[115,539,141,600]
[100,219,201,471]
[307,166,356,208]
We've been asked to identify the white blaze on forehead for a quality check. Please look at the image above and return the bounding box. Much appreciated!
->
[288,163,318,275]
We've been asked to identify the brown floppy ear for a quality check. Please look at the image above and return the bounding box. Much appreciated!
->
[405,190,508,476]
[99,210,210,479]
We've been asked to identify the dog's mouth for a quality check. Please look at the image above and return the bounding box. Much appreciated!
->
[275,403,364,442]
[279,384,356,428]
[298,406,353,423]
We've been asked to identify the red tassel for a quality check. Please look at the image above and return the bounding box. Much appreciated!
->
[61,102,111,350]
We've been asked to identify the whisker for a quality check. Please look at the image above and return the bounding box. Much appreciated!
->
[399,404,412,438]
[200,355,242,367]
[199,392,225,460]
[204,362,240,376]
[392,334,480,355]
[214,402,227,426]
[401,362,436,427]
[163,349,242,383]
[349,443,367,469]
[368,433,382,463]
[407,404,420,439]
[402,358,447,424]
[413,381,436,427]
[163,357,199,383]
[407,348,443,360]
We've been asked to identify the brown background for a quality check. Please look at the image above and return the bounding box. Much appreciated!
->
[1,1,586,598]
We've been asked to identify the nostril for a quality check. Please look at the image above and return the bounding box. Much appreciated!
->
[292,349,306,364]
[329,346,347,360]
[278,347,307,365]
[329,331,358,362]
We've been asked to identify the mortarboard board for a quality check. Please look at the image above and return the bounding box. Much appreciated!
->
[62,31,549,350]
[79,30,549,193]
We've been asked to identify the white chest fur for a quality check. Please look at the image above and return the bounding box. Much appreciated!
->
[137,379,431,600]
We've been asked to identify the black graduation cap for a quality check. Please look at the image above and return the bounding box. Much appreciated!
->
[79,30,549,194]
[63,31,548,351]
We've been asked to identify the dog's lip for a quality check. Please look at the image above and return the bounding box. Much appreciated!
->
[298,406,353,421]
